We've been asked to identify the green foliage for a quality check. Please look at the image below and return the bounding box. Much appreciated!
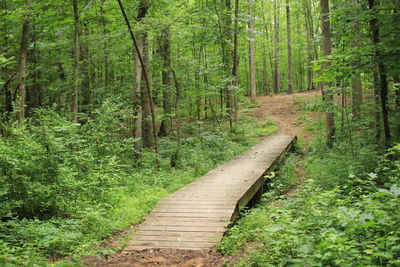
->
[294,95,326,113]
[270,155,300,195]
[220,137,400,266]
[0,103,266,265]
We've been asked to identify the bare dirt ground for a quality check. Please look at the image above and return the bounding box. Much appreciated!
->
[84,90,320,267]
[253,90,321,138]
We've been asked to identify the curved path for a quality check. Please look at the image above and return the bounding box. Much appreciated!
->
[123,135,296,251]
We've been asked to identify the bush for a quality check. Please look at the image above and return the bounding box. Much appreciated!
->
[220,140,400,267]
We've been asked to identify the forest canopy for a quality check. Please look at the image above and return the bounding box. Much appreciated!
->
[0,0,399,265]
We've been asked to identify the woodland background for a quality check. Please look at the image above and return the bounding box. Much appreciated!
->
[1,0,400,266]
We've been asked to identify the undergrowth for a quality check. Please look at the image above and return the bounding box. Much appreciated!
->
[0,99,273,266]
[220,114,400,266]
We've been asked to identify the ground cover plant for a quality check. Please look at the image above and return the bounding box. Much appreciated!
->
[220,106,400,267]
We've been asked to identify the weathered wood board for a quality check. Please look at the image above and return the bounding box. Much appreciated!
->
[123,135,296,251]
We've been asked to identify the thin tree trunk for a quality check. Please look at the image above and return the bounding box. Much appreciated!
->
[248,0,257,103]
[81,22,91,116]
[286,0,294,94]
[222,0,234,127]
[72,0,80,123]
[232,0,239,121]
[28,17,41,114]
[273,0,280,94]
[373,69,381,142]
[296,20,304,91]
[159,27,172,136]
[394,73,400,110]
[368,0,391,147]
[17,0,32,124]
[351,0,362,119]
[133,40,143,155]
[100,0,109,91]
[305,0,314,91]
[261,1,274,94]
[117,0,159,163]
[320,0,335,146]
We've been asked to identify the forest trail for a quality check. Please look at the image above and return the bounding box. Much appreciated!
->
[123,135,295,251]
[86,90,319,267]
[252,90,321,138]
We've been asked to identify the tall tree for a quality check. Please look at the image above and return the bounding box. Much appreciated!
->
[222,0,234,126]
[72,0,80,123]
[320,0,335,146]
[368,0,391,147]
[159,27,172,137]
[351,0,362,118]
[273,0,280,94]
[248,0,256,103]
[305,0,316,91]
[134,0,153,148]
[117,0,159,161]
[286,0,294,94]
[232,0,239,120]
[17,0,33,123]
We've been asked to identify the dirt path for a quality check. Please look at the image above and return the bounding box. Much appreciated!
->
[253,90,321,138]
[84,91,320,267]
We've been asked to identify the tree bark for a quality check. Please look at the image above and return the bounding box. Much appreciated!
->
[368,0,391,147]
[17,0,32,124]
[232,0,239,121]
[2,0,12,119]
[320,0,335,146]
[351,0,362,119]
[72,0,80,123]
[159,27,172,137]
[100,0,109,91]
[248,0,257,103]
[133,40,143,154]
[81,21,91,116]
[305,0,315,91]
[117,0,159,161]
[273,0,280,94]
[286,0,294,94]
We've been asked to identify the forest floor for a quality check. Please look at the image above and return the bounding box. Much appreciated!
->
[84,90,321,267]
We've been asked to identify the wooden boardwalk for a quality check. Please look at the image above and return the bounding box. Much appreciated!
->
[123,135,296,251]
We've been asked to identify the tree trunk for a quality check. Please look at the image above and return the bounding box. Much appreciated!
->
[320,0,335,146]
[273,0,280,94]
[72,0,80,123]
[232,0,239,121]
[117,0,159,162]
[81,21,91,116]
[368,0,391,147]
[222,0,234,127]
[100,0,109,91]
[373,69,381,142]
[133,40,143,154]
[159,27,172,137]
[351,0,362,119]
[27,19,41,114]
[248,0,257,103]
[261,1,274,94]
[17,0,32,124]
[286,0,294,94]
[305,0,315,91]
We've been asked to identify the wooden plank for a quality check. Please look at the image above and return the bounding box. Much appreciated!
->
[141,221,229,227]
[127,241,216,248]
[137,225,226,232]
[149,212,232,218]
[136,231,224,238]
[143,217,230,223]
[134,235,221,242]
[152,208,234,214]
[123,135,296,252]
